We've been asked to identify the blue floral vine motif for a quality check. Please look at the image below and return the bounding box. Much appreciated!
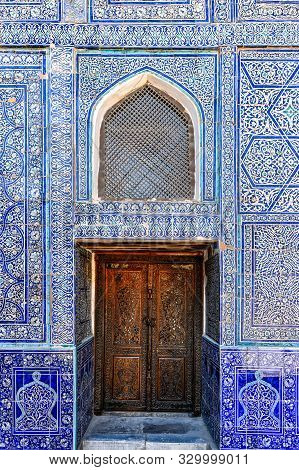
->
[238,371,280,432]
[16,371,58,433]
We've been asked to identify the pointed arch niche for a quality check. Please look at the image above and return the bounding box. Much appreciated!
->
[91,71,202,202]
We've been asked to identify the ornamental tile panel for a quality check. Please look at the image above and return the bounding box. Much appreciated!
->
[241,222,299,342]
[202,337,220,446]
[221,349,299,449]
[75,247,92,346]
[205,254,220,343]
[89,0,209,23]
[76,339,94,448]
[74,201,220,241]
[238,50,299,215]
[212,0,232,21]
[0,0,61,22]
[236,369,282,434]
[0,50,46,343]
[0,350,73,450]
[220,46,237,346]
[50,47,75,345]
[74,213,220,239]
[236,0,299,22]
[0,23,297,49]
[76,51,218,203]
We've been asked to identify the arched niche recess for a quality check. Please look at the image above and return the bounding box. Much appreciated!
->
[91,71,202,201]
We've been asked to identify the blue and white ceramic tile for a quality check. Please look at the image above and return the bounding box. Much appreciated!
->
[0,0,61,22]
[75,50,219,202]
[0,351,74,450]
[89,0,209,23]
[0,23,297,48]
[49,47,75,346]
[76,339,94,448]
[241,221,299,342]
[205,254,220,343]
[238,50,299,215]
[202,337,220,447]
[0,50,47,343]
[221,349,299,449]
[235,0,299,22]
[75,247,92,346]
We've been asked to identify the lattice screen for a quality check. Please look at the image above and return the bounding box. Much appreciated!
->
[98,84,194,200]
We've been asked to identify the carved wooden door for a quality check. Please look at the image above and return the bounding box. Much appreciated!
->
[102,258,198,412]
[150,263,195,411]
[104,262,148,411]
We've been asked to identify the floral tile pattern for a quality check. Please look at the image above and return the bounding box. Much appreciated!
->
[49,47,75,345]
[0,23,297,48]
[75,247,92,346]
[0,0,61,22]
[89,0,209,22]
[76,339,94,448]
[0,350,74,450]
[238,50,299,215]
[221,349,299,449]
[236,0,299,22]
[0,50,46,342]
[76,51,219,203]
[205,254,220,343]
[241,221,299,342]
[202,337,220,447]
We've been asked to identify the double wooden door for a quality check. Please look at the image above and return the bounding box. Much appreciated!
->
[97,256,201,413]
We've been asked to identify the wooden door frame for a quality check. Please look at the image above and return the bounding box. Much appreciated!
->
[92,244,207,416]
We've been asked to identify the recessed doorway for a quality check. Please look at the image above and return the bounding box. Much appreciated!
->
[93,248,205,416]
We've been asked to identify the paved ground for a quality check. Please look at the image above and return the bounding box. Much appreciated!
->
[82,412,216,450]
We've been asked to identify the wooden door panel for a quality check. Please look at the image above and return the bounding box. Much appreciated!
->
[158,268,188,347]
[110,268,142,347]
[101,256,200,413]
[104,263,148,410]
[151,263,195,411]
[157,358,185,401]
[112,356,141,401]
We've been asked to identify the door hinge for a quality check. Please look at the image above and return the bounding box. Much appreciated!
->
[147,288,153,299]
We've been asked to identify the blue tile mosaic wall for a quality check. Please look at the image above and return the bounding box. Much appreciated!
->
[1,0,299,24]
[0,0,298,451]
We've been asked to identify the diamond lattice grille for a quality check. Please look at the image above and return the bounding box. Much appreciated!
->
[99,84,194,200]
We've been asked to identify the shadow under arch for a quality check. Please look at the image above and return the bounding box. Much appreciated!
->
[89,67,204,201]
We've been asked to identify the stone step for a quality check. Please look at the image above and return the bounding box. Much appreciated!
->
[82,415,213,450]
[83,434,210,450]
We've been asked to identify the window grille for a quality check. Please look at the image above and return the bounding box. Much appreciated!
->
[98,84,194,200]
